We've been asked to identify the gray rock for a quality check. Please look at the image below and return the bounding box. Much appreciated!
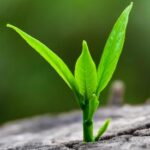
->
[0,105,150,150]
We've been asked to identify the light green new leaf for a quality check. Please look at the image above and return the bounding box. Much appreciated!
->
[75,41,97,99]
[88,94,99,120]
[7,24,79,94]
[96,2,133,95]
[95,119,110,141]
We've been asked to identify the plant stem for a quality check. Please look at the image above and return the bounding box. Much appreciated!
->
[83,108,94,142]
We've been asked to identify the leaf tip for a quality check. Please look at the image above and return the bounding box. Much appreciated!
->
[6,23,12,28]
[106,118,111,125]
[82,40,88,47]
[6,24,17,31]
[127,2,133,13]
[82,40,89,54]
[130,2,133,8]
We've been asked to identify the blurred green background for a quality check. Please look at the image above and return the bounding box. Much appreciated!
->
[0,0,149,124]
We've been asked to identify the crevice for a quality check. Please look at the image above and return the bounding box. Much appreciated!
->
[63,141,81,150]
[101,122,150,141]
[64,122,150,149]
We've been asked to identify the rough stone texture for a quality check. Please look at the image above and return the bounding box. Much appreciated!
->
[0,104,150,150]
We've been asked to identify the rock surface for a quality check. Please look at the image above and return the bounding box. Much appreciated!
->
[0,104,150,150]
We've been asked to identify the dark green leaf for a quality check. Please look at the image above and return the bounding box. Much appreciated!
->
[75,41,97,99]
[96,2,133,95]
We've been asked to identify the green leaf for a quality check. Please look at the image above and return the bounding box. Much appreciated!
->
[75,41,97,99]
[7,24,79,94]
[96,2,133,95]
[88,94,99,120]
[95,119,110,141]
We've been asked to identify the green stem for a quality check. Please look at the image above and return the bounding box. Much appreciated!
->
[83,108,94,142]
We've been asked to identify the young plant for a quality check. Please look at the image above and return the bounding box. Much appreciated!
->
[7,2,133,142]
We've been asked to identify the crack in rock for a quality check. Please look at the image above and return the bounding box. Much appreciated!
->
[1,105,150,150]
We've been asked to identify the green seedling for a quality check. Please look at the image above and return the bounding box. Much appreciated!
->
[7,2,133,142]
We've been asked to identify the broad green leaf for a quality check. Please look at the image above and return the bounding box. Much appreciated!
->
[75,41,97,99]
[7,24,79,94]
[95,119,110,141]
[88,94,99,120]
[96,2,133,95]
